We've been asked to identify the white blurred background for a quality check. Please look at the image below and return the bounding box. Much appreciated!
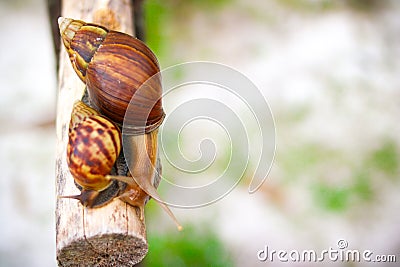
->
[0,0,399,266]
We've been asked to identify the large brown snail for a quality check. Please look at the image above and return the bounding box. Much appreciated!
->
[59,17,164,130]
[59,18,181,230]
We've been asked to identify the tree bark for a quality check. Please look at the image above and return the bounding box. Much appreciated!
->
[55,1,148,266]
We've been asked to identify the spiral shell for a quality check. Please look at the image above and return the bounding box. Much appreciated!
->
[59,18,164,132]
[67,101,121,191]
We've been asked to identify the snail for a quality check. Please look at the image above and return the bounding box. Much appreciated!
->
[58,17,164,131]
[59,18,181,230]
[64,100,124,208]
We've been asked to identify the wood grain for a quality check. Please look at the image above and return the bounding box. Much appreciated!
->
[55,1,148,265]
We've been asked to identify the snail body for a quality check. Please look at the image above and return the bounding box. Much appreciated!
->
[59,18,181,230]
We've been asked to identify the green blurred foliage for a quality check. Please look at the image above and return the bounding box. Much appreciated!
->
[351,171,373,201]
[144,0,232,64]
[144,0,168,59]
[280,143,339,181]
[141,1,399,265]
[143,225,234,267]
[311,139,398,212]
[312,172,373,212]
[276,0,387,12]
[313,183,350,212]
[276,0,334,11]
[368,139,399,177]
[346,0,387,11]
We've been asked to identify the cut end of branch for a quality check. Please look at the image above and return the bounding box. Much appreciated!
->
[57,233,148,266]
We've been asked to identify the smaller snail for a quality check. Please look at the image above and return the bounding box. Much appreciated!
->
[63,101,182,230]
[64,100,123,207]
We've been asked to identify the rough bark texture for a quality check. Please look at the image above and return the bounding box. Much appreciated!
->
[55,1,148,266]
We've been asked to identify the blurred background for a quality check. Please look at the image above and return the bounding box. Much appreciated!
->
[0,0,399,266]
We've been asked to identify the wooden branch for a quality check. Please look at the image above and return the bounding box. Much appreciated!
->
[47,0,61,69]
[133,0,145,41]
[55,1,148,266]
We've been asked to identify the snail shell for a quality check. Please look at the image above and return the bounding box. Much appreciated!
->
[65,102,181,228]
[67,101,121,191]
[59,17,164,133]
[64,101,124,207]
